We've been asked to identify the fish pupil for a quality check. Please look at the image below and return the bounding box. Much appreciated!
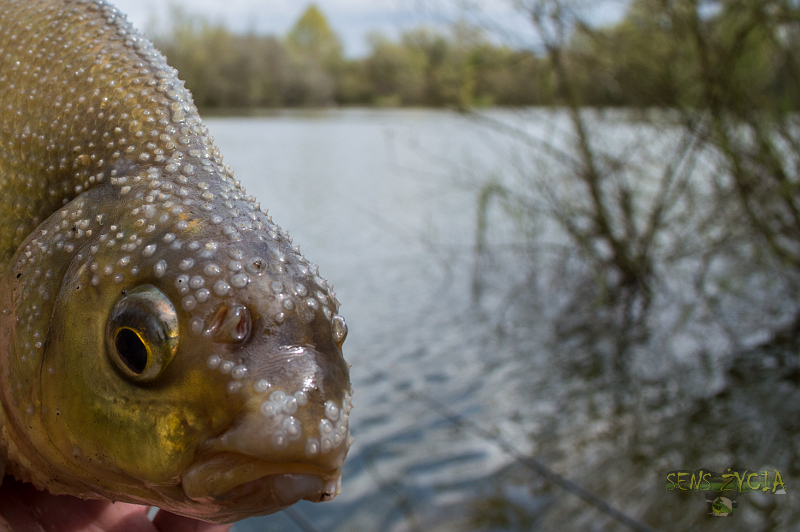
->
[115,329,148,374]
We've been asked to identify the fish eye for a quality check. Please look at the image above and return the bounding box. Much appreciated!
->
[106,285,179,382]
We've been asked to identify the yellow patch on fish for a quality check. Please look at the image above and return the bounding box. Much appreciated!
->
[0,0,352,524]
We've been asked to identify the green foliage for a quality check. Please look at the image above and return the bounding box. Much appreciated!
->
[560,0,800,109]
[153,7,294,108]
[362,32,427,105]
[362,23,554,108]
[152,0,799,110]
[152,5,551,109]
[286,4,343,67]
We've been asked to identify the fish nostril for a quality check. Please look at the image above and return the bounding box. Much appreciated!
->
[207,307,228,336]
[232,306,252,342]
[207,304,252,344]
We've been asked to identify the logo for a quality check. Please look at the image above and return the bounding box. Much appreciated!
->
[666,468,786,517]
[710,496,732,516]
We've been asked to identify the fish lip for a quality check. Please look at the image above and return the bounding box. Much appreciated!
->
[181,452,342,507]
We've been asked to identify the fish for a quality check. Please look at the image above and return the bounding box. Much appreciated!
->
[0,0,352,524]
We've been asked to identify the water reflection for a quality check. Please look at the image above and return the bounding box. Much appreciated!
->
[206,109,797,531]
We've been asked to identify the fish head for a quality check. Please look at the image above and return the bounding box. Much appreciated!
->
[0,0,352,522]
[34,180,352,522]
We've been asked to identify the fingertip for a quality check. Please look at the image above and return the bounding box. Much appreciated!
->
[152,510,232,532]
[0,476,153,532]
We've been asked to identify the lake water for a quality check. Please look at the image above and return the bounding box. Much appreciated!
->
[210,109,526,531]
[204,109,798,531]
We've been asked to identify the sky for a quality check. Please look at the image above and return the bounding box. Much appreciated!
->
[110,0,628,58]
[112,0,441,57]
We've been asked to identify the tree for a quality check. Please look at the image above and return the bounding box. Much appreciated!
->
[286,5,343,68]
[364,32,427,105]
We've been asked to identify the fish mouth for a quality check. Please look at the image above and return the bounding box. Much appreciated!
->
[182,452,341,514]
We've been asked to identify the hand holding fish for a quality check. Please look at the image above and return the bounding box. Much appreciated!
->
[0,476,232,532]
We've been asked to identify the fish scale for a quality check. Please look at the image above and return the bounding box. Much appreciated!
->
[0,0,352,524]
